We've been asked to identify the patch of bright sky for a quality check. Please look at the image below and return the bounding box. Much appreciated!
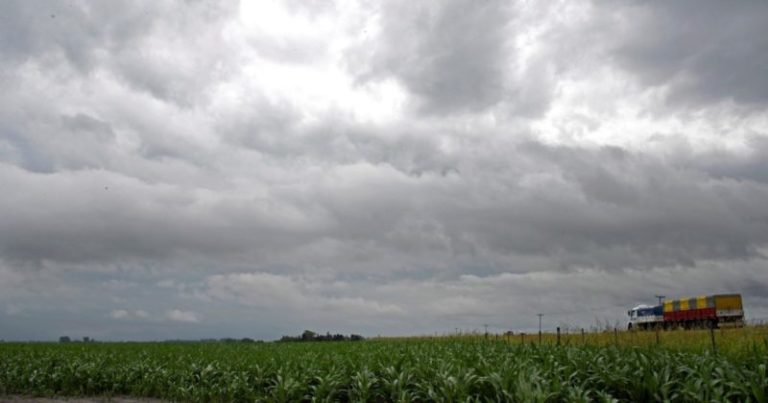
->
[232,0,405,126]
[533,65,766,156]
[239,1,330,40]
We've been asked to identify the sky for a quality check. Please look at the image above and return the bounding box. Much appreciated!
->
[1,0,768,341]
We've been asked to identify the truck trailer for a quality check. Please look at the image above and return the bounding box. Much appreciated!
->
[628,294,744,330]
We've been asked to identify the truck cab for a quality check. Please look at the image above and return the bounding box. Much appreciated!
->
[628,304,663,330]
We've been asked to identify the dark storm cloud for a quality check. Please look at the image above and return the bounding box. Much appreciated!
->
[418,141,768,270]
[0,165,336,267]
[4,132,767,276]
[604,0,768,109]
[348,0,519,115]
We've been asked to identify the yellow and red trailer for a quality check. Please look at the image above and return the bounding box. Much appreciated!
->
[661,294,744,329]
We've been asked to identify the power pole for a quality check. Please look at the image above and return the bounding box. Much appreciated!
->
[537,313,543,344]
[655,295,665,305]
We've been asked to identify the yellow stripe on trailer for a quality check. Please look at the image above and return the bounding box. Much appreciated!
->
[663,300,674,313]
[714,294,742,310]
[679,298,689,311]
[696,295,707,310]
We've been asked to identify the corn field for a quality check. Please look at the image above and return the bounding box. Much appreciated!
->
[1,330,767,402]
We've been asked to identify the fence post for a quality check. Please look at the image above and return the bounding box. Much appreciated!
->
[581,328,585,344]
[614,327,618,346]
[521,333,525,345]
[655,328,660,345]
[710,327,717,353]
[556,327,561,346]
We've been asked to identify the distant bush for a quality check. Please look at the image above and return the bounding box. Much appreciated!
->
[279,330,365,342]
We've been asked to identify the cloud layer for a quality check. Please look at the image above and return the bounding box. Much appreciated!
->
[1,0,767,340]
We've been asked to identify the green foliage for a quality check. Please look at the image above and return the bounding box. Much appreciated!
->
[279,330,365,342]
[0,339,766,402]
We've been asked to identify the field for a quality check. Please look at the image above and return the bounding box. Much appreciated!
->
[1,327,767,402]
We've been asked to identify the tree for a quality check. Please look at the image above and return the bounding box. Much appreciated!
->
[301,330,317,341]
[59,336,71,343]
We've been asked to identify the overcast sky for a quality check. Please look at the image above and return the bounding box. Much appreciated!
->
[1,0,768,341]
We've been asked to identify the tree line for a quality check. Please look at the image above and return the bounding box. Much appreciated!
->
[279,330,364,342]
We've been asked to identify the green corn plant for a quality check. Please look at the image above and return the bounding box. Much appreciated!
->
[2,330,768,402]
[349,367,377,403]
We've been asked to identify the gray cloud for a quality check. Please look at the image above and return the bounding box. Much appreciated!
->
[347,0,530,115]
[0,1,238,107]
[692,136,768,185]
[3,137,767,275]
[604,0,768,110]
[0,1,167,72]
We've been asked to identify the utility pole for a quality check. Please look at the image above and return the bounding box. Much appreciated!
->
[655,295,665,305]
[537,313,543,344]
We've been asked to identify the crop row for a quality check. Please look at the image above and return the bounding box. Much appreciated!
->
[1,340,767,402]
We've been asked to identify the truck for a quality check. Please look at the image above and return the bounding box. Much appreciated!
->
[628,293,744,330]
